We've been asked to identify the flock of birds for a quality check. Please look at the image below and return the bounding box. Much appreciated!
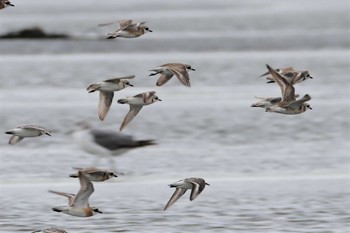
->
[2,1,314,232]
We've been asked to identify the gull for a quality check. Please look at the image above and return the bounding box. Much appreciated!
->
[260,66,313,85]
[100,19,152,39]
[71,121,156,168]
[32,228,67,233]
[164,178,210,211]
[49,171,103,217]
[264,64,312,114]
[149,63,195,87]
[0,0,14,10]
[5,125,51,145]
[69,167,118,182]
[87,75,135,121]
[117,91,161,131]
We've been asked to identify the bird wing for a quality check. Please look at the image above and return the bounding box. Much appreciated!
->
[48,190,75,206]
[156,73,174,86]
[105,75,135,82]
[188,179,206,201]
[90,129,135,150]
[9,135,23,145]
[168,66,191,87]
[119,105,143,131]
[98,91,114,121]
[286,94,311,110]
[163,188,187,211]
[118,19,133,30]
[23,125,51,136]
[266,64,295,103]
[72,171,94,208]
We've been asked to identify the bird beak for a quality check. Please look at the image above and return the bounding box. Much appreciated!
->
[128,84,134,87]
[205,182,210,186]
[5,131,12,134]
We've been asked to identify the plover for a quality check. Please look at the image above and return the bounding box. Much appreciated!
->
[0,0,14,10]
[117,91,161,131]
[264,64,312,114]
[102,20,152,39]
[69,167,118,182]
[87,75,135,121]
[5,125,51,145]
[164,177,210,211]
[260,66,313,85]
[149,63,195,87]
[49,171,103,217]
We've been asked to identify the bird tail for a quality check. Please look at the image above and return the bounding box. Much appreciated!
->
[136,139,157,147]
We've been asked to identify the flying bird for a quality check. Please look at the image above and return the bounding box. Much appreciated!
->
[87,75,134,121]
[49,171,103,217]
[149,63,195,87]
[5,125,51,145]
[164,177,210,211]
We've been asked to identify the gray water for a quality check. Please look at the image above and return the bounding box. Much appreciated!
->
[0,0,349,232]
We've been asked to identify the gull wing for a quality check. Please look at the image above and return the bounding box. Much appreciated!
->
[163,188,187,211]
[90,129,134,149]
[98,92,114,121]
[119,105,143,131]
[72,171,94,208]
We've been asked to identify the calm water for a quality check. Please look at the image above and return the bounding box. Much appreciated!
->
[0,0,349,232]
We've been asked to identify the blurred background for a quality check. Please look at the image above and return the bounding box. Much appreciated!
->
[0,0,349,232]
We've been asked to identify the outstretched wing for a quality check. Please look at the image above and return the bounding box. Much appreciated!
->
[72,171,94,208]
[164,188,187,211]
[98,92,114,121]
[119,105,143,131]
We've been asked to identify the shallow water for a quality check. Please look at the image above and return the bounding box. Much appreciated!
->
[0,0,349,232]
